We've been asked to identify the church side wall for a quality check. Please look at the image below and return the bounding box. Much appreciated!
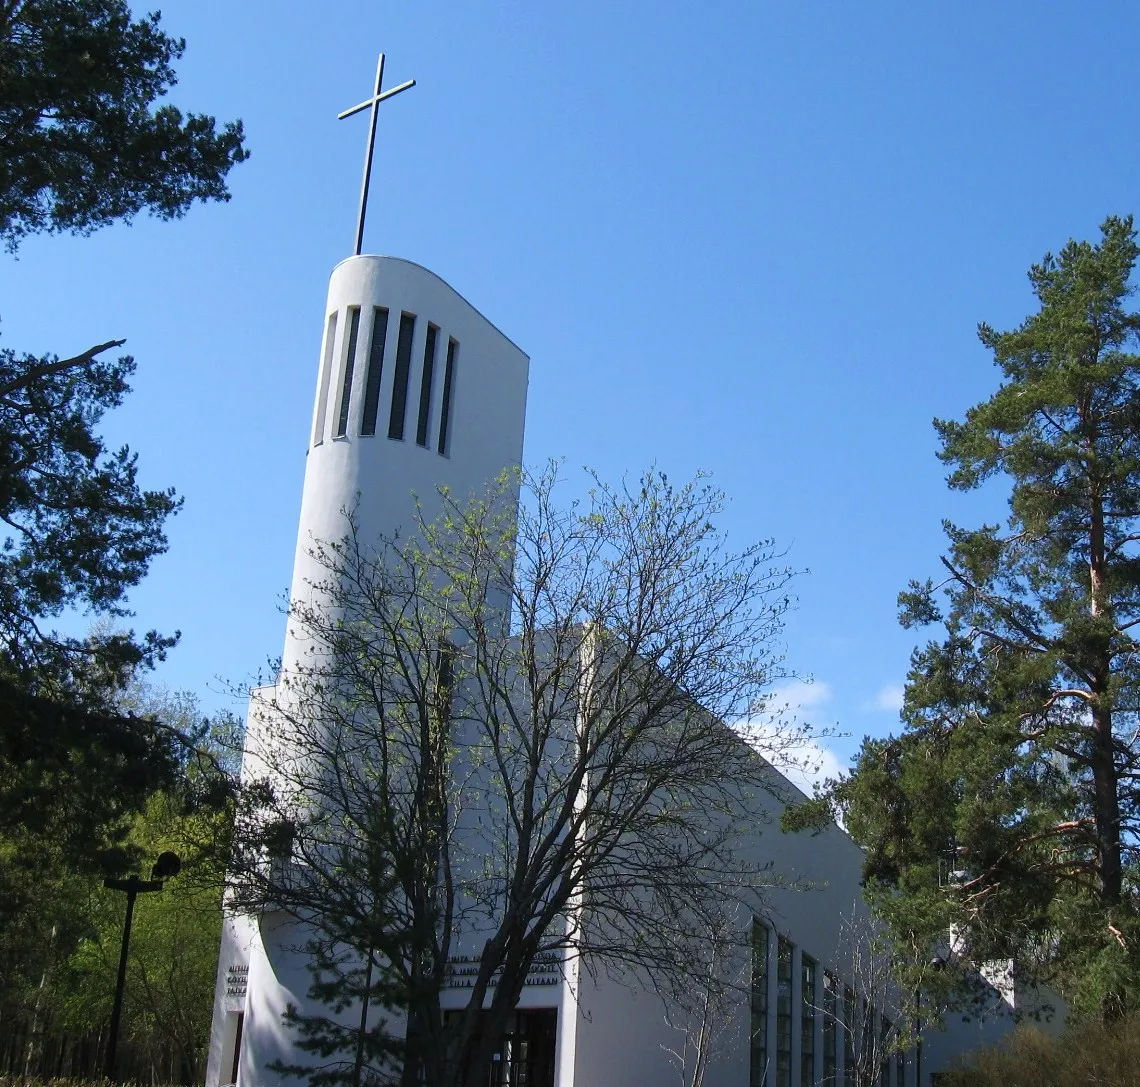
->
[570,767,874,1087]
[571,763,1066,1087]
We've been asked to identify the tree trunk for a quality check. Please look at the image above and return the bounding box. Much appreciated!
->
[353,949,374,1087]
[22,922,56,1077]
[1087,478,1126,1015]
[1090,694,1125,1022]
[1091,704,1123,906]
[453,961,530,1087]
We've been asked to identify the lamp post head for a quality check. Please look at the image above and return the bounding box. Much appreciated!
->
[151,851,182,880]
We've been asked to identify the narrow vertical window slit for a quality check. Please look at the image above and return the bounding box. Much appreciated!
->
[750,920,769,1087]
[843,987,856,1087]
[312,311,338,446]
[388,312,416,440]
[823,972,837,1087]
[361,307,389,436]
[878,1015,889,1087]
[438,338,458,455]
[777,936,793,1087]
[801,954,816,1087]
[416,324,438,447]
[335,306,361,438]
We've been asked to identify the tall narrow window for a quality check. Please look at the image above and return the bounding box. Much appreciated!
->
[823,972,837,1086]
[750,921,770,1087]
[416,324,438,446]
[312,311,338,446]
[843,987,856,1087]
[388,312,416,440]
[776,937,793,1087]
[334,306,361,437]
[361,306,389,436]
[801,954,817,1087]
[437,337,457,455]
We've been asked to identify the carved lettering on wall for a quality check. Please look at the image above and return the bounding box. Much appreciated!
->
[226,963,249,998]
[443,952,562,989]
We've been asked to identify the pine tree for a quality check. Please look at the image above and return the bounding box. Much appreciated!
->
[0,0,249,248]
[0,0,248,876]
[840,216,1140,1019]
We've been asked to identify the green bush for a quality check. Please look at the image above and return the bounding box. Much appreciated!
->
[941,1015,1140,1086]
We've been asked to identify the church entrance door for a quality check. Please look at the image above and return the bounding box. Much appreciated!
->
[487,1008,557,1087]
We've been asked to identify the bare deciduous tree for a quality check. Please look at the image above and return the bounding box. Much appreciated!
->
[821,905,955,1087]
[659,905,751,1087]
[231,466,814,1087]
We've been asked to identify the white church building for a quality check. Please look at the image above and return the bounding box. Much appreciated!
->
[205,58,1058,1087]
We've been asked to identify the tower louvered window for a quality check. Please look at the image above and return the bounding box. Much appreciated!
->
[334,306,361,438]
[438,337,458,455]
[388,312,416,440]
[312,311,338,446]
[416,324,438,447]
[361,307,389,436]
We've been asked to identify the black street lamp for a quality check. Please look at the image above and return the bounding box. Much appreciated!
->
[102,850,182,1082]
[917,953,948,1087]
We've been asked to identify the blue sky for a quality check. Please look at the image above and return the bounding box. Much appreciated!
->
[4,1,1140,773]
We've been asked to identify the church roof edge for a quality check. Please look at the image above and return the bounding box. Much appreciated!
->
[331,253,530,362]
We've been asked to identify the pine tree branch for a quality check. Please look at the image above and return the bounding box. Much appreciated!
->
[0,339,126,398]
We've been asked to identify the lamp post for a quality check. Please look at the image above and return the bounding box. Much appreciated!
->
[103,850,181,1082]
[917,954,948,1087]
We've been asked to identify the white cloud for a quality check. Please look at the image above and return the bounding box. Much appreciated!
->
[774,736,846,797]
[745,679,846,796]
[870,682,905,713]
[765,678,833,716]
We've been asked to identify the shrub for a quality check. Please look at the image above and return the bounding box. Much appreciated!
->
[941,1015,1140,1087]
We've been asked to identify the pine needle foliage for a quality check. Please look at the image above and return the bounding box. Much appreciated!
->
[0,0,249,248]
[835,216,1140,1020]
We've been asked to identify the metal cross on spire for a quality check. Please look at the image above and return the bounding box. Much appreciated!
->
[338,53,416,256]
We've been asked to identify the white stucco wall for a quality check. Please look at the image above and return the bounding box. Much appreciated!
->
[570,769,1066,1087]
[569,771,877,1087]
[283,254,529,676]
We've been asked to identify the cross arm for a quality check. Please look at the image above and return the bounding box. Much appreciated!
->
[337,79,417,120]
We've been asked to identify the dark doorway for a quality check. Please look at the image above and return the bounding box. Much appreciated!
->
[487,1009,557,1087]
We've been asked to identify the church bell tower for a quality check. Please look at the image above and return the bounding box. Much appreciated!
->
[204,53,530,1087]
